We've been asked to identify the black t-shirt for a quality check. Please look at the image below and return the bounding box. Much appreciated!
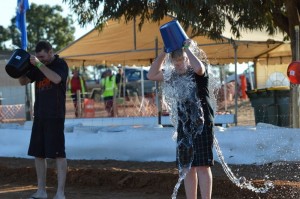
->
[27,55,69,118]
[194,66,215,123]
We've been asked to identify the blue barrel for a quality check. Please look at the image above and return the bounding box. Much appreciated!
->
[160,20,189,53]
[5,49,34,78]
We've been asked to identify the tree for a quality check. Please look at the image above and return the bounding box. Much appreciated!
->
[63,0,299,60]
[10,3,75,52]
[0,25,10,50]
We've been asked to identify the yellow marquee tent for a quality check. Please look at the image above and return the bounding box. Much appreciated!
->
[58,16,289,67]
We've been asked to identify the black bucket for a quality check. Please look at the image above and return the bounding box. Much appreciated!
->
[5,49,34,78]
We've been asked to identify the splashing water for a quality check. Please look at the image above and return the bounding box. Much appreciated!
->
[213,136,274,193]
[162,42,206,198]
[161,41,274,198]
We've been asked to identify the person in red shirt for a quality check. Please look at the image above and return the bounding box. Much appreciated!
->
[68,69,86,117]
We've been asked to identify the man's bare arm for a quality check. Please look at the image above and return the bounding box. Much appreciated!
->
[18,75,31,85]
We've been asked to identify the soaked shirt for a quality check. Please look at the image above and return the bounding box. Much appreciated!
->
[194,64,215,124]
[163,67,204,135]
[26,55,69,118]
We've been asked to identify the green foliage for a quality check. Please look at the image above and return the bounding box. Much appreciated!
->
[0,25,10,50]
[62,0,291,39]
[10,3,75,52]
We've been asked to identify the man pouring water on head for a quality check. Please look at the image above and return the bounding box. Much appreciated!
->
[147,20,215,199]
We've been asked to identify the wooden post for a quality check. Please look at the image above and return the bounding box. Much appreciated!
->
[77,90,82,117]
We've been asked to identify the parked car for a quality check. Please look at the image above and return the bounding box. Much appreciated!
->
[123,66,156,97]
[88,66,156,101]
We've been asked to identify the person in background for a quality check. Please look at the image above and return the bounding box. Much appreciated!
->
[116,67,125,98]
[18,41,68,199]
[101,69,117,117]
[147,39,214,199]
[68,68,87,117]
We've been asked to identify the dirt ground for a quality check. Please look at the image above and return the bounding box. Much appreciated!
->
[0,157,299,199]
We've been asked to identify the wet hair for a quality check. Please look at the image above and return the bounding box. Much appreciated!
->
[171,48,184,59]
[35,41,52,53]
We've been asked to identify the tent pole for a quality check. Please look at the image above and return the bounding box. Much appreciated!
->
[247,62,254,90]
[139,66,145,114]
[233,42,238,126]
[222,66,227,111]
[25,85,31,120]
[154,37,162,125]
[133,17,136,50]
[22,44,32,121]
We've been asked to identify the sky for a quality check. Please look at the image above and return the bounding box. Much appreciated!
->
[0,0,94,40]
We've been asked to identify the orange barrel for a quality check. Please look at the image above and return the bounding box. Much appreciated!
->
[83,98,95,118]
